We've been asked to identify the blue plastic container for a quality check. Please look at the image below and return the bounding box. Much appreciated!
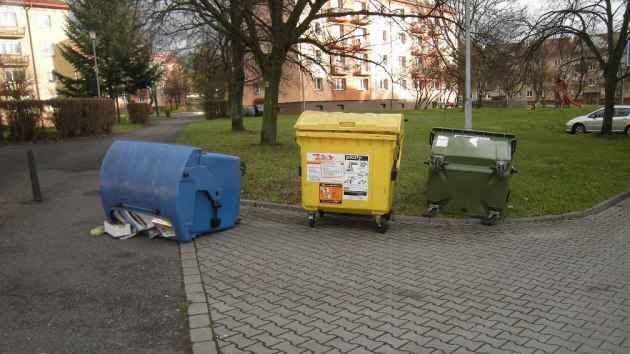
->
[100,140,242,242]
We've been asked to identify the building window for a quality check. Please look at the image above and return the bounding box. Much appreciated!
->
[337,104,345,110]
[400,103,405,108]
[253,83,262,94]
[330,0,340,8]
[588,78,595,86]
[42,43,54,56]
[554,59,562,66]
[46,70,56,82]
[382,31,387,42]
[379,79,389,90]
[333,53,344,64]
[526,90,533,97]
[5,69,25,81]
[380,103,387,109]
[414,57,422,68]
[314,22,321,34]
[399,56,406,68]
[315,50,322,61]
[382,55,388,65]
[334,78,346,90]
[38,15,51,29]
[0,41,22,54]
[315,105,324,111]
[588,63,597,70]
[399,32,407,43]
[0,12,17,27]
[314,78,323,91]
[400,79,407,89]
[432,81,439,90]
[414,36,422,45]
[359,78,368,90]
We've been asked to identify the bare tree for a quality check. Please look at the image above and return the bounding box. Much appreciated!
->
[160,0,451,145]
[531,0,630,134]
[0,70,34,100]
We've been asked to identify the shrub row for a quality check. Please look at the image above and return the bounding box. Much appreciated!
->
[0,100,46,141]
[0,98,115,141]
[127,102,151,124]
[203,100,227,120]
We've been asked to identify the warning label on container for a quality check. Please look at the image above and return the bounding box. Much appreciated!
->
[319,183,343,204]
[342,155,368,200]
[306,152,369,201]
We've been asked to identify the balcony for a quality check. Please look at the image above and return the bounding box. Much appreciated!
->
[0,54,29,67]
[0,26,26,38]
[353,65,370,76]
[331,40,351,50]
[350,14,369,26]
[411,46,425,57]
[410,23,428,35]
[331,64,352,75]
[350,39,368,52]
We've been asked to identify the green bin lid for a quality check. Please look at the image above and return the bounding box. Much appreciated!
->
[294,111,402,134]
[430,127,515,161]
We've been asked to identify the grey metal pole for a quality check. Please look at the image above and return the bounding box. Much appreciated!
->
[90,36,101,98]
[464,0,472,130]
[27,149,43,202]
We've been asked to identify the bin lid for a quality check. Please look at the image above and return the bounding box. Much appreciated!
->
[430,128,515,161]
[294,111,402,134]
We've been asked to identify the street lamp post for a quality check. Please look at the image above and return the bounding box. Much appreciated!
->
[88,30,101,98]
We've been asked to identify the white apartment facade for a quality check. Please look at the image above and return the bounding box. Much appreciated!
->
[0,0,73,100]
[243,0,457,113]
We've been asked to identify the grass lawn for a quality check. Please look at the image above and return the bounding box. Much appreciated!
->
[176,106,630,218]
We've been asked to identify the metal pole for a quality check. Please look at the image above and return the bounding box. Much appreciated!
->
[464,0,472,130]
[89,33,101,98]
[27,149,43,202]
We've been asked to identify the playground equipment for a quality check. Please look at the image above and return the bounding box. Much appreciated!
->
[554,78,583,108]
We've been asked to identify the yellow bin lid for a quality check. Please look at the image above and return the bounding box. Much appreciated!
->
[294,111,403,134]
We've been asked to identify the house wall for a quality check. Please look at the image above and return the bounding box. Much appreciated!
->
[0,1,73,100]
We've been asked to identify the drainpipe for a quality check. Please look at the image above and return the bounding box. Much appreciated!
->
[25,2,41,100]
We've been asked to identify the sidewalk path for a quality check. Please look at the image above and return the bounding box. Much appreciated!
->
[0,117,197,353]
[188,198,630,353]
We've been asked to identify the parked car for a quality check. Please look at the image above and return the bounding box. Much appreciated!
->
[566,105,630,134]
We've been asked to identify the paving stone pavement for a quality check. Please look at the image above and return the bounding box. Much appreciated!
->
[185,197,630,354]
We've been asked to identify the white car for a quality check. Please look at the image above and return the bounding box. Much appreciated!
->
[566,105,630,134]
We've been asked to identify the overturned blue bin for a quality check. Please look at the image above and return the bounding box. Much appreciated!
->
[100,140,242,242]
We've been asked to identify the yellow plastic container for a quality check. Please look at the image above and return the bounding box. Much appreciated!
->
[294,111,404,233]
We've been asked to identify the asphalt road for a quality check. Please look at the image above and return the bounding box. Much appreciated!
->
[0,116,198,354]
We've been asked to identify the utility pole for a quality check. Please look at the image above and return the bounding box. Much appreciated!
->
[464,0,472,130]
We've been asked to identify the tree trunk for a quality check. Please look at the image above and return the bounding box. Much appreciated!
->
[229,4,245,131]
[260,62,283,146]
[601,69,618,135]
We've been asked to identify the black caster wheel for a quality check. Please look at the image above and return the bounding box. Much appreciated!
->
[481,213,499,226]
[318,210,325,218]
[375,218,389,233]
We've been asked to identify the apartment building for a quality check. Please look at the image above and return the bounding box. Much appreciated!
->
[243,0,457,113]
[0,0,73,100]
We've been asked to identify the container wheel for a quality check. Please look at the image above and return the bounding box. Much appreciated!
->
[318,210,325,218]
[308,213,316,228]
[375,216,389,233]
[481,212,499,226]
[383,212,392,220]
[423,205,439,218]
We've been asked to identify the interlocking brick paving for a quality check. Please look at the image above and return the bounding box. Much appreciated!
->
[194,199,630,353]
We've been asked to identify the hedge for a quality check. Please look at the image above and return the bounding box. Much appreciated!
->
[203,100,228,120]
[48,98,116,138]
[127,102,151,125]
[0,100,46,141]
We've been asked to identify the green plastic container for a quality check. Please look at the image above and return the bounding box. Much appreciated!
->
[424,128,516,224]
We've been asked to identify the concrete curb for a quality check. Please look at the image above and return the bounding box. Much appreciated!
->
[241,190,630,225]
[181,242,219,354]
